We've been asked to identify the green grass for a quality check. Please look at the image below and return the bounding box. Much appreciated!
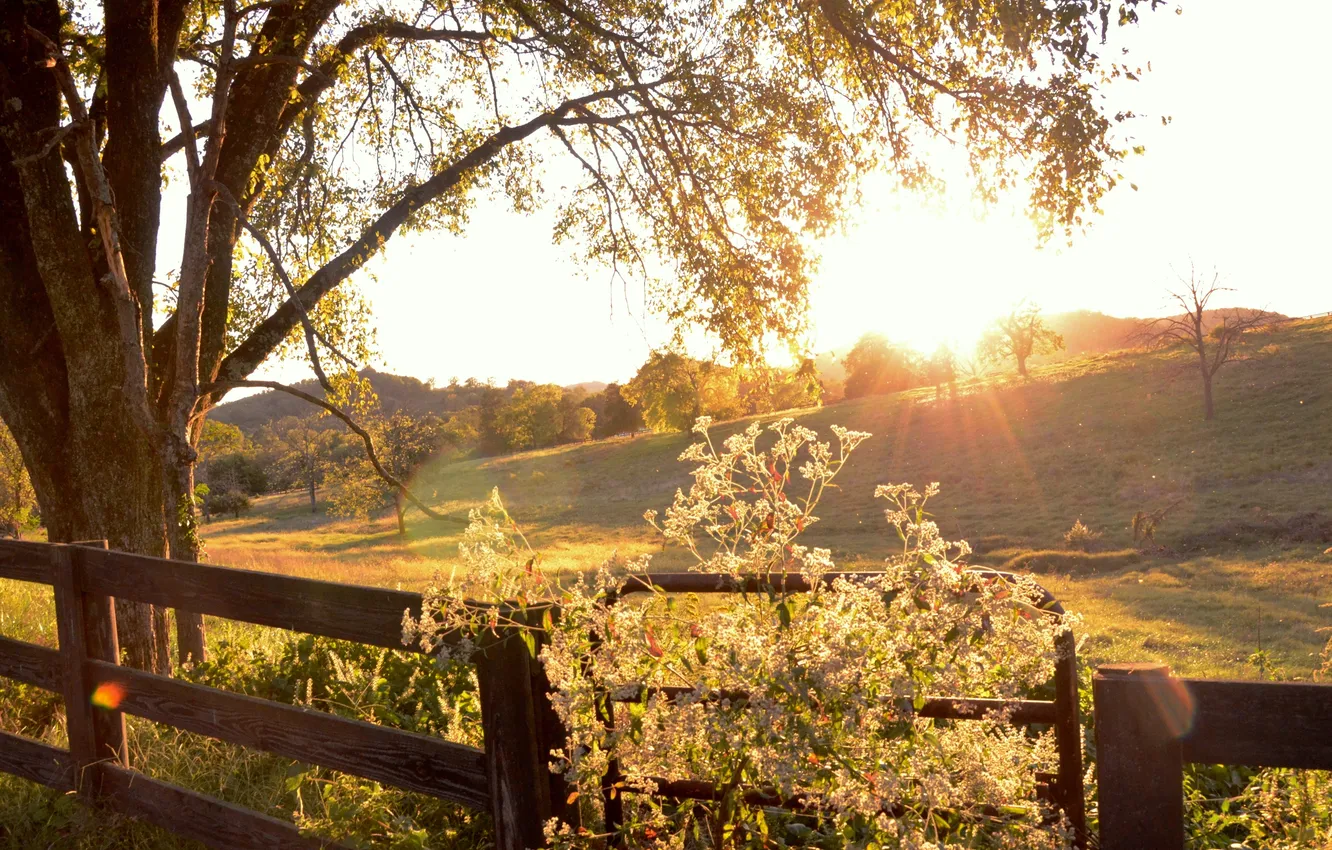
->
[202,317,1332,679]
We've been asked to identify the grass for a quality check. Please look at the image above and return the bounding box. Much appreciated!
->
[200,317,1332,679]
[3,319,1331,847]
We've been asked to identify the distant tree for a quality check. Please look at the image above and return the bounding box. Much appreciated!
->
[562,408,597,442]
[842,334,920,399]
[761,359,824,412]
[204,453,268,497]
[206,490,252,521]
[197,420,246,460]
[556,388,598,443]
[0,422,37,538]
[978,302,1065,378]
[623,352,742,433]
[595,384,645,437]
[380,413,444,533]
[925,345,957,397]
[1134,268,1270,420]
[267,416,339,513]
[494,384,566,451]
[438,413,481,456]
[328,411,444,533]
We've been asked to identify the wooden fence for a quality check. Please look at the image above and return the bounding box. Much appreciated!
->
[1,539,1086,847]
[1094,663,1332,849]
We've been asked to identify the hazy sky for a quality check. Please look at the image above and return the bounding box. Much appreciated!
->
[254,1,1332,389]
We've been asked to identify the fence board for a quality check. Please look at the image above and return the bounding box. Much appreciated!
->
[0,635,61,692]
[624,570,1063,612]
[79,547,425,652]
[1182,678,1332,769]
[85,659,490,808]
[612,686,1057,724]
[99,764,344,849]
[0,729,74,791]
[0,539,54,584]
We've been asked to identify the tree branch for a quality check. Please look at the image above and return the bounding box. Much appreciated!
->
[201,379,465,525]
[213,78,674,394]
[161,121,213,162]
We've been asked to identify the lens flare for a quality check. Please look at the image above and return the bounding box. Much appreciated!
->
[90,681,126,710]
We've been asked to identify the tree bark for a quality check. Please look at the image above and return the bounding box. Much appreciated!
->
[308,479,317,513]
[1017,355,1029,378]
[395,493,406,535]
[1202,369,1215,421]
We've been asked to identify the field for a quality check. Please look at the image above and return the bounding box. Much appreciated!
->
[4,318,1332,848]
[195,316,1332,680]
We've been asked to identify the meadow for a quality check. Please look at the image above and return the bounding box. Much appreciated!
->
[3,317,1331,848]
[204,316,1332,680]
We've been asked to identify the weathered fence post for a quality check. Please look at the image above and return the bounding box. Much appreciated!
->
[1052,629,1087,849]
[476,628,552,850]
[51,542,128,797]
[1094,663,1189,850]
[526,609,573,827]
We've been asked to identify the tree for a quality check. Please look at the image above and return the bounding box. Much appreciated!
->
[978,302,1065,378]
[595,384,645,438]
[842,333,920,399]
[1134,267,1269,420]
[622,352,743,433]
[0,0,1161,670]
[0,421,37,538]
[493,384,566,451]
[267,416,338,513]
[561,407,597,443]
[925,344,957,397]
[330,411,443,533]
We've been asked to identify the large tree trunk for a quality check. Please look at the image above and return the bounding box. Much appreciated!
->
[308,478,318,513]
[395,492,407,535]
[1017,355,1029,378]
[18,402,174,675]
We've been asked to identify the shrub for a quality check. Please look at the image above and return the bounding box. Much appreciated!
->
[1062,518,1103,552]
[408,418,1078,849]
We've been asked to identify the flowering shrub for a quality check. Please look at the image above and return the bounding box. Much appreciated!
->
[406,418,1080,849]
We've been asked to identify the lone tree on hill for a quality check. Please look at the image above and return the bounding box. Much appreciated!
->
[978,302,1065,378]
[0,0,1164,671]
[1135,267,1269,420]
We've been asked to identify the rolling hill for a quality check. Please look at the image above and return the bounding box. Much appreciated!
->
[208,316,1332,678]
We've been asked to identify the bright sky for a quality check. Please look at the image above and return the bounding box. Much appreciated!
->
[254,1,1332,389]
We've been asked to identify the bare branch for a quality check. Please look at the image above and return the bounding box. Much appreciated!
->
[160,121,213,162]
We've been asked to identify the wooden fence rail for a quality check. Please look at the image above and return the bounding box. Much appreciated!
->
[1094,662,1332,849]
[0,539,1096,848]
[0,540,493,849]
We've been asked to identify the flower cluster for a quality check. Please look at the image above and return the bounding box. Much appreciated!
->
[406,419,1078,849]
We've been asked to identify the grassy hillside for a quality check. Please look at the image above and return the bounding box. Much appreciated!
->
[205,317,1332,678]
